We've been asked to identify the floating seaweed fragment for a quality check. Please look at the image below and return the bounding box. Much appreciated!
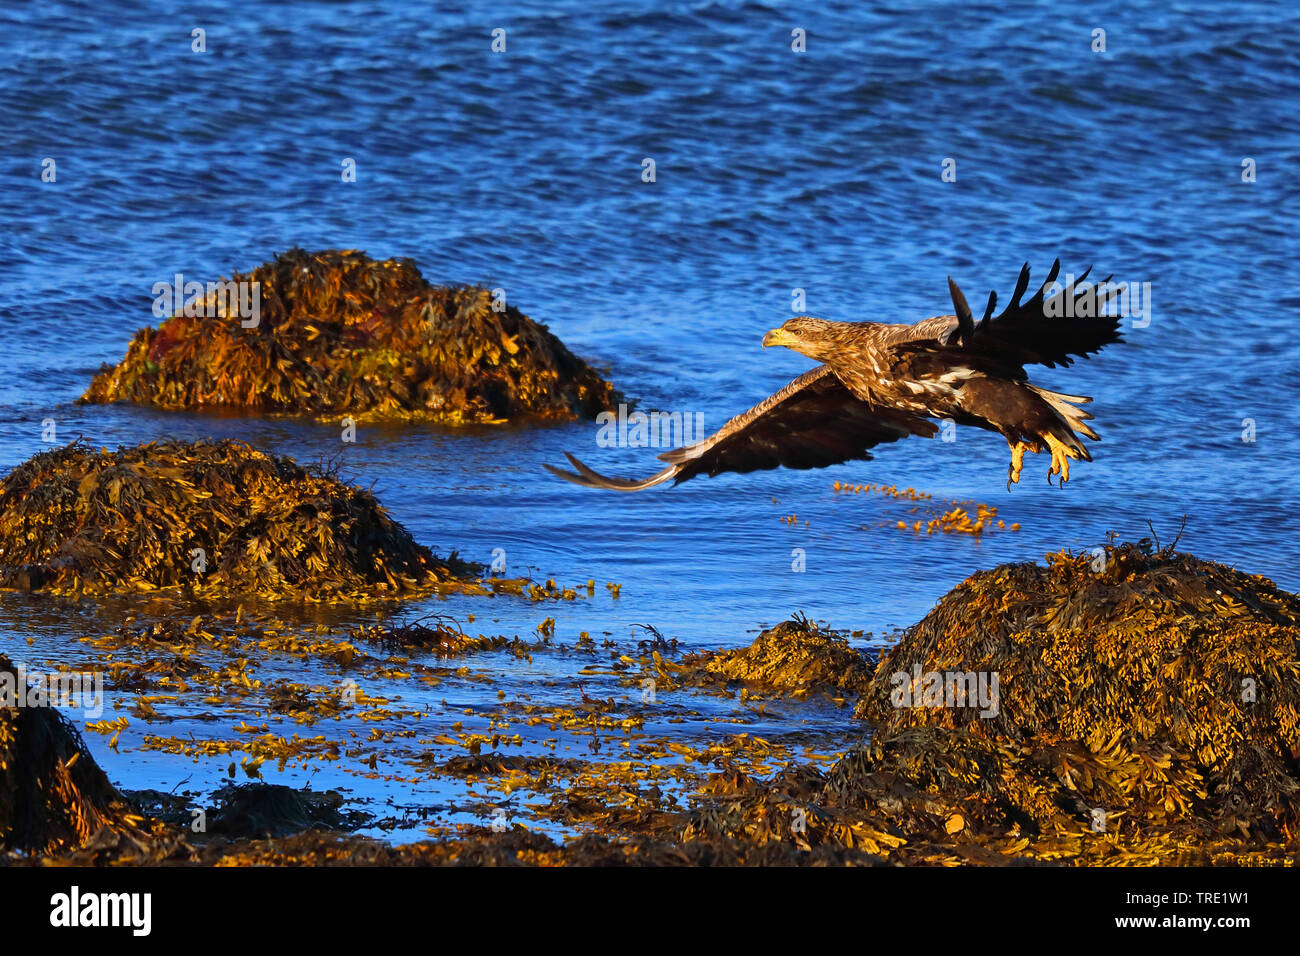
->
[897,502,1017,536]
[833,481,1015,536]
[834,481,931,501]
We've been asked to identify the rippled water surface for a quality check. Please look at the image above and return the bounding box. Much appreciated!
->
[1,0,1297,837]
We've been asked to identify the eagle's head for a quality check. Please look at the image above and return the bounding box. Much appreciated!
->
[762,316,838,361]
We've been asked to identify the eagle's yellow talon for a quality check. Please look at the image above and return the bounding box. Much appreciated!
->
[1006,440,1031,490]
[1043,433,1077,485]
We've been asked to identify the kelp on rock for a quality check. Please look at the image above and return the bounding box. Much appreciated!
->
[81,247,620,424]
[0,438,480,600]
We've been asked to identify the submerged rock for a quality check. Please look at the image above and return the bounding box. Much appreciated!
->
[81,247,620,424]
[205,783,364,839]
[0,438,480,599]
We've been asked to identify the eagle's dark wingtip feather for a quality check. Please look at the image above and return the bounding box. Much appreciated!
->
[1045,258,1061,288]
[948,277,975,341]
[1008,263,1031,309]
[958,259,1123,371]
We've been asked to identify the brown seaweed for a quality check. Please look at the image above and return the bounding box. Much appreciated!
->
[679,544,1300,863]
[659,616,873,698]
[0,654,145,854]
[0,438,480,599]
[81,247,620,424]
[11,543,1299,866]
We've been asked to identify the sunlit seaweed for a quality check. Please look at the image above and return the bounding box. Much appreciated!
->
[80,247,620,424]
[677,543,1300,864]
[0,438,481,600]
[834,481,931,501]
[13,542,1299,866]
[832,481,1016,536]
[853,541,1300,845]
[0,654,145,854]
[659,616,873,699]
[896,502,1018,536]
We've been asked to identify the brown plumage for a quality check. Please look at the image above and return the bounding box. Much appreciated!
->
[546,261,1123,491]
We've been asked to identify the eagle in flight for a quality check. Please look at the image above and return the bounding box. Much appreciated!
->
[546,261,1123,492]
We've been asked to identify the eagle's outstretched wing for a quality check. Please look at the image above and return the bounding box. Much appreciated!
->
[935,260,1124,374]
[544,366,936,491]
[876,260,1125,374]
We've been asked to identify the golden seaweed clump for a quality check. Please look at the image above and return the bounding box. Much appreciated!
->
[80,248,620,424]
[0,655,144,854]
[852,542,1300,850]
[670,546,1300,864]
[0,439,479,600]
[663,616,873,698]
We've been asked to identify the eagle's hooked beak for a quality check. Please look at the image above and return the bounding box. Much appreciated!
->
[762,328,794,349]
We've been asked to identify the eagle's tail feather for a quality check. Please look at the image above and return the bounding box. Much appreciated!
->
[543,452,678,491]
[956,377,1097,484]
[1027,384,1100,444]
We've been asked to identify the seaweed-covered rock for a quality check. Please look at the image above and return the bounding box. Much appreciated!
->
[351,616,514,655]
[821,546,1300,858]
[0,654,142,854]
[81,247,619,424]
[205,783,363,839]
[0,438,479,599]
[855,543,1300,836]
[661,617,872,697]
[671,545,1300,864]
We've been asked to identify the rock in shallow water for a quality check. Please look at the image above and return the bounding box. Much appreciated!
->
[0,437,481,599]
[81,247,620,424]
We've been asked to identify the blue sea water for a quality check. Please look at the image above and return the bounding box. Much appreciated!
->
[0,0,1297,838]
